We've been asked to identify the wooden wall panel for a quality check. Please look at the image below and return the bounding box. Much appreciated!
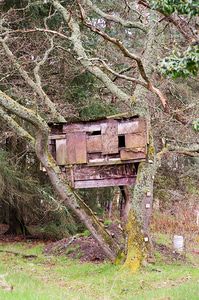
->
[66,134,76,164]
[125,133,146,148]
[102,120,118,154]
[75,132,87,164]
[66,133,87,164]
[75,177,137,188]
[87,136,102,153]
[118,118,146,134]
[120,149,145,160]
[56,139,67,165]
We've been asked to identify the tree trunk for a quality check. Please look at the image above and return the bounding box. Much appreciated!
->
[119,186,132,227]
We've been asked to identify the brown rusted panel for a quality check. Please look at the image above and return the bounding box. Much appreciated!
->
[75,132,87,164]
[74,177,137,189]
[56,139,67,165]
[87,136,102,153]
[66,134,76,164]
[120,149,146,160]
[125,133,146,148]
[102,119,118,155]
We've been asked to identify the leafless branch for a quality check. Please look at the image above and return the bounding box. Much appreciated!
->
[82,0,147,32]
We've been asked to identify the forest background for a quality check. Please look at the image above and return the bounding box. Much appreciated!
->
[0,0,199,272]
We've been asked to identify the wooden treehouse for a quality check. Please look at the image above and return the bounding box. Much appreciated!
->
[48,116,148,189]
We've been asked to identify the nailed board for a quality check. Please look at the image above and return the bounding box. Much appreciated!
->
[87,136,102,153]
[56,139,67,165]
[66,133,87,164]
[71,164,136,181]
[102,119,118,155]
[74,177,137,188]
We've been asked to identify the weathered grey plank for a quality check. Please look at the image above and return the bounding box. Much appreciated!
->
[120,149,146,160]
[87,136,102,153]
[56,139,67,165]
[74,177,137,188]
[73,164,135,181]
[125,133,146,148]
[76,132,87,164]
[66,134,76,164]
[102,119,118,154]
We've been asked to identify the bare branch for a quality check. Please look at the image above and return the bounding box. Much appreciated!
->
[78,57,148,88]
[82,0,147,32]
[1,36,65,122]
[50,0,130,104]
[34,36,54,86]
[2,28,69,40]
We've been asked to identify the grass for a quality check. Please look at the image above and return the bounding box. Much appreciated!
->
[0,240,199,300]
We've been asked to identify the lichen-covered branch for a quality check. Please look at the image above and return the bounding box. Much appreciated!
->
[50,0,130,105]
[1,37,65,122]
[81,0,147,32]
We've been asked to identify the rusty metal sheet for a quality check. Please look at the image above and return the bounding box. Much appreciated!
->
[120,149,146,160]
[102,119,118,155]
[125,133,146,148]
[56,139,67,165]
[86,136,102,153]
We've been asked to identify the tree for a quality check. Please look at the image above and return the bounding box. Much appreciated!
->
[0,0,198,270]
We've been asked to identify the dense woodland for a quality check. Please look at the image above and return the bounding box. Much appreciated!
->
[0,0,199,272]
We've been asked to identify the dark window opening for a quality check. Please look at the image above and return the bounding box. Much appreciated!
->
[118,135,125,148]
[89,131,101,136]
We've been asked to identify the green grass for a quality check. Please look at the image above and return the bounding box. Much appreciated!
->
[0,241,199,300]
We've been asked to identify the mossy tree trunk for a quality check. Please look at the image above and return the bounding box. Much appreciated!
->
[122,21,161,271]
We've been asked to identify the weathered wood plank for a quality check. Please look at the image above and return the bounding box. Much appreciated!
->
[76,132,87,164]
[125,133,146,148]
[49,134,66,140]
[66,134,76,164]
[73,164,135,181]
[118,118,146,134]
[102,119,118,154]
[74,177,137,188]
[87,136,102,153]
[120,149,146,160]
[62,123,101,133]
[56,139,67,165]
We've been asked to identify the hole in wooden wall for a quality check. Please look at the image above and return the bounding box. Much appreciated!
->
[118,135,125,148]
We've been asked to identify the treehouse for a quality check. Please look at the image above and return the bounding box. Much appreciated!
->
[48,115,148,189]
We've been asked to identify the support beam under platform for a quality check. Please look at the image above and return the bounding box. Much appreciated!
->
[74,176,137,189]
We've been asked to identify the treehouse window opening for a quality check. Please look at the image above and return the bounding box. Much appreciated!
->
[89,130,101,136]
[118,135,125,148]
